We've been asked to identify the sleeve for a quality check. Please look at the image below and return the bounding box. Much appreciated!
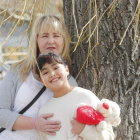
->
[0,70,21,131]
[68,75,78,87]
[77,90,115,140]
[79,124,115,140]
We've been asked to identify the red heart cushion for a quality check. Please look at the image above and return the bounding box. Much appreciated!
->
[76,105,104,125]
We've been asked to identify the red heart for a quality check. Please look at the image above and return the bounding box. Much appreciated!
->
[76,105,104,125]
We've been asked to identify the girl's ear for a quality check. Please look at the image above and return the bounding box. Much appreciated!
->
[65,65,69,76]
[39,76,43,82]
[39,72,44,82]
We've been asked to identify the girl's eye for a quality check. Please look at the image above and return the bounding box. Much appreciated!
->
[43,72,48,75]
[54,35,60,37]
[54,67,59,70]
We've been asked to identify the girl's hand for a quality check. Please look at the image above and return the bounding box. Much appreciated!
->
[35,113,61,135]
[70,117,85,135]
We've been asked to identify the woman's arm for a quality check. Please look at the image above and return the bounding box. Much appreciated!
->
[0,70,61,134]
[0,70,20,130]
[13,114,61,135]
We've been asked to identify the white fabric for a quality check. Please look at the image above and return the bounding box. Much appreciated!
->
[38,87,115,140]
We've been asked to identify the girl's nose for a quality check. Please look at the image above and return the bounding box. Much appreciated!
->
[50,71,55,77]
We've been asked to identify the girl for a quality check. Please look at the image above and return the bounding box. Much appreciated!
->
[36,53,115,140]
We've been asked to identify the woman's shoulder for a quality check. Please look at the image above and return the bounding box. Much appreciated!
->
[2,64,25,83]
[3,67,18,78]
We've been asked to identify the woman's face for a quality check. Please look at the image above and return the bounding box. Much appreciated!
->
[37,28,64,55]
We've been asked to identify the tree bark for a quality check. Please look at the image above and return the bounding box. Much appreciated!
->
[63,0,140,139]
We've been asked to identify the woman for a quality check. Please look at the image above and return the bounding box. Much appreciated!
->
[0,14,78,139]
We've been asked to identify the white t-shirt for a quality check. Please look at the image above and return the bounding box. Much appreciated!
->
[0,71,77,140]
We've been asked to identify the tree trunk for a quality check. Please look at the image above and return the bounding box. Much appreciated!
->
[63,0,140,139]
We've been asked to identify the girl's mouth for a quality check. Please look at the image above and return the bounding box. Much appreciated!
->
[51,77,60,83]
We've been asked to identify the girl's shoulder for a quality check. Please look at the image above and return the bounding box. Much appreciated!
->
[73,87,100,106]
[73,87,96,97]
[74,86,92,92]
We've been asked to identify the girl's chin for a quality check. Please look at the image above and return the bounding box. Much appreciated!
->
[50,84,63,89]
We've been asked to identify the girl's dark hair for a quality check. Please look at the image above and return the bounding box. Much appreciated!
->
[36,53,67,77]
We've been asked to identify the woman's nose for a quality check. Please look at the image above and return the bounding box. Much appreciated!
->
[48,36,54,44]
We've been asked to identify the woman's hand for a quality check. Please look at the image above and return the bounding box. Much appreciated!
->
[70,117,85,135]
[35,113,61,135]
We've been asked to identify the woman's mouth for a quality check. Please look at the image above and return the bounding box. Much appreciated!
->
[47,47,56,50]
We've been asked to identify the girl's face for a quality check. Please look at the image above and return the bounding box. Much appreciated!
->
[37,28,64,55]
[41,62,69,91]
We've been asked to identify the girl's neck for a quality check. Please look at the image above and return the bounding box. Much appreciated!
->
[52,84,74,98]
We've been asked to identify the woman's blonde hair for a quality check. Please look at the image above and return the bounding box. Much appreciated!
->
[11,14,71,81]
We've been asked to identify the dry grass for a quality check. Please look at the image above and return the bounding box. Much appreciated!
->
[119,0,140,45]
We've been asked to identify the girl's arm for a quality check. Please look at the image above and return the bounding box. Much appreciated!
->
[71,119,115,140]
[71,89,115,140]
[79,124,115,140]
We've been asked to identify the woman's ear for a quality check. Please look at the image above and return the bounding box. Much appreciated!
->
[65,65,69,76]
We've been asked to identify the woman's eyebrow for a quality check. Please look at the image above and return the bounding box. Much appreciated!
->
[40,33,48,35]
[40,33,60,35]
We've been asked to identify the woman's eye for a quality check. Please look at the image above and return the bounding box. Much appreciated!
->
[42,36,48,38]
[54,35,60,37]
